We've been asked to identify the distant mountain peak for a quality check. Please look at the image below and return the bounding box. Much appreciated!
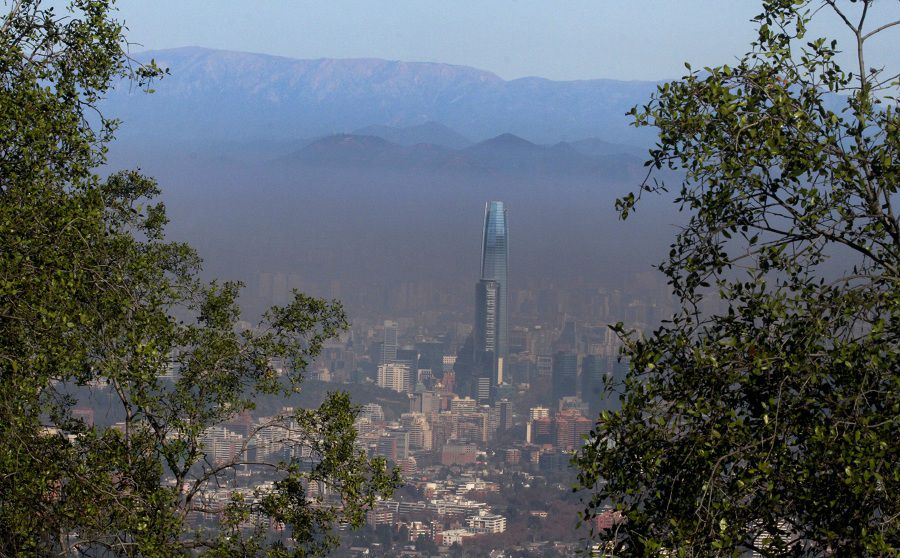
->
[471,133,537,150]
[490,133,533,144]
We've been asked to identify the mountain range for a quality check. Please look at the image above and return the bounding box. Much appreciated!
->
[276,131,645,180]
[104,47,662,146]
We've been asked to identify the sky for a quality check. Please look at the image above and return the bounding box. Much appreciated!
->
[114,0,900,82]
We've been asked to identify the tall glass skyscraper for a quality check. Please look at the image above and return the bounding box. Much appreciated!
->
[381,320,398,366]
[474,279,500,356]
[474,201,508,390]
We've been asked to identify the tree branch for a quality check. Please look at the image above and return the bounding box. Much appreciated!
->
[862,18,900,40]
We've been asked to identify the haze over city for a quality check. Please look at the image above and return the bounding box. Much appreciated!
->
[101,2,897,314]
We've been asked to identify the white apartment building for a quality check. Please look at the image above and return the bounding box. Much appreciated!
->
[377,362,411,393]
[467,510,507,534]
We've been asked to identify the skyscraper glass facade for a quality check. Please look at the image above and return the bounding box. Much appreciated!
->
[474,279,500,357]
[552,351,578,404]
[382,320,399,365]
[479,201,508,360]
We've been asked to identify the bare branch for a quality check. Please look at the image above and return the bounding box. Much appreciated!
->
[862,18,900,41]
[823,0,858,33]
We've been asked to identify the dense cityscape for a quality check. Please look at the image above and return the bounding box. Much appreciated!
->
[64,200,672,556]
[62,201,676,557]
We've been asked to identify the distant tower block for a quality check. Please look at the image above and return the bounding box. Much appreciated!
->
[382,320,399,365]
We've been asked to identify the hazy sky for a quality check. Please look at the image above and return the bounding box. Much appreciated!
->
[115,1,900,81]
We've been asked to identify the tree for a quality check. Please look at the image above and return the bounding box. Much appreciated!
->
[415,534,439,554]
[374,524,395,551]
[575,1,898,556]
[0,1,399,556]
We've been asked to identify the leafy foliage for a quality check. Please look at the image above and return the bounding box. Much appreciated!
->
[0,1,399,556]
[575,1,898,556]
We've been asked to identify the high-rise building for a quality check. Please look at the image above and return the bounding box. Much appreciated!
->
[376,434,398,462]
[552,351,578,404]
[556,409,593,452]
[558,316,578,351]
[525,407,552,444]
[467,510,507,534]
[401,413,433,451]
[450,396,478,414]
[480,201,508,359]
[494,398,514,432]
[529,406,551,421]
[377,429,409,462]
[409,391,441,414]
[530,416,555,446]
[360,403,385,423]
[377,362,411,393]
[395,347,418,381]
[474,376,492,404]
[456,411,490,444]
[558,395,589,416]
[505,448,521,465]
[441,443,477,466]
[381,320,399,365]
[474,201,509,398]
[474,279,500,356]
